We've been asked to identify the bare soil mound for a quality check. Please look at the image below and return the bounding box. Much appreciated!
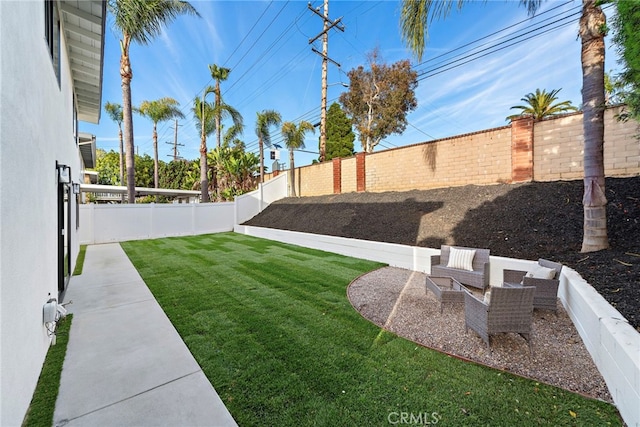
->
[244,176,640,330]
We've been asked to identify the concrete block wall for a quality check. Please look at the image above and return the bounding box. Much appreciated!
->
[534,113,585,181]
[534,106,639,181]
[282,107,638,197]
[366,127,512,192]
[603,107,640,176]
[297,161,333,196]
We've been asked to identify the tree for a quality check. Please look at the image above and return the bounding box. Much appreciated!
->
[399,0,609,252]
[136,97,184,189]
[103,102,125,191]
[159,159,198,191]
[255,110,282,183]
[109,0,198,203]
[578,0,608,252]
[195,88,215,202]
[95,149,121,186]
[95,150,155,190]
[209,64,232,149]
[339,49,418,153]
[506,88,577,121]
[134,153,155,189]
[612,0,640,121]
[209,146,260,201]
[208,65,243,200]
[281,121,314,197]
[324,102,356,160]
[196,65,243,202]
[603,71,630,107]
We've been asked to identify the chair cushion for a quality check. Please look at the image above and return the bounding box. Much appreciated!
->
[447,247,476,271]
[525,264,556,280]
[483,289,491,305]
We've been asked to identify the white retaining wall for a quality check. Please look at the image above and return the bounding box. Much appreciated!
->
[234,225,640,427]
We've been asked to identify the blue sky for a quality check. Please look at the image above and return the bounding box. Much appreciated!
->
[80,0,622,169]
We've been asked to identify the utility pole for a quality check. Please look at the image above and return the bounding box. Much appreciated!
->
[309,0,343,163]
[166,119,184,161]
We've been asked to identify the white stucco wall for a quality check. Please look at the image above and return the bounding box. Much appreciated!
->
[0,2,82,425]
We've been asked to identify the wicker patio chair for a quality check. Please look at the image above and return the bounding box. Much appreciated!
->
[430,245,490,290]
[463,286,535,352]
[503,258,563,312]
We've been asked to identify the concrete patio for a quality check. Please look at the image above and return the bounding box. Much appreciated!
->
[54,243,237,427]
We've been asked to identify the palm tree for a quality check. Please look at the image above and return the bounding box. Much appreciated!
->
[136,97,184,189]
[194,92,215,201]
[281,121,315,197]
[103,102,125,195]
[507,88,577,121]
[255,110,282,184]
[211,106,243,200]
[400,0,609,252]
[209,64,231,149]
[109,0,198,203]
[209,146,260,201]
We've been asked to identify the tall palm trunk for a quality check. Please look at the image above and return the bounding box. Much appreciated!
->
[199,94,210,202]
[213,81,222,200]
[259,138,264,183]
[120,36,136,203]
[118,127,125,202]
[215,81,222,149]
[289,147,296,197]
[579,0,609,252]
[200,134,209,202]
[152,124,159,189]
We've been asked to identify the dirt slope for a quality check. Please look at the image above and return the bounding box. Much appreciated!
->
[244,176,640,330]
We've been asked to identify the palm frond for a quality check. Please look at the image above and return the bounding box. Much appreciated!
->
[109,0,199,45]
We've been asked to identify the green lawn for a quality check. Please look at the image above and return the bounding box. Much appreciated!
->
[121,233,621,426]
[23,315,72,427]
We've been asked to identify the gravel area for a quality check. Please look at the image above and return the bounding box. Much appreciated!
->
[347,266,613,403]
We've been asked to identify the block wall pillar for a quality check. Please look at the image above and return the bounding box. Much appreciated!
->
[356,152,366,192]
[333,158,342,194]
[511,117,534,182]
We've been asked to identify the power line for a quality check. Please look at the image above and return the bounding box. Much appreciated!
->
[414,0,576,69]
[222,1,275,68]
[152,1,591,162]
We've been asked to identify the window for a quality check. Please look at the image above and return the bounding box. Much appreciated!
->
[44,0,61,85]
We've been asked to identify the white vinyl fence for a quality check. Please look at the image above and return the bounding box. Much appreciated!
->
[235,173,288,224]
[79,174,289,245]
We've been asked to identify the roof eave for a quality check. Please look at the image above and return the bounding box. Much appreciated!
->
[60,0,107,124]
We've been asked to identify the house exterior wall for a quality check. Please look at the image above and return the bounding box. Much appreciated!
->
[0,2,83,425]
